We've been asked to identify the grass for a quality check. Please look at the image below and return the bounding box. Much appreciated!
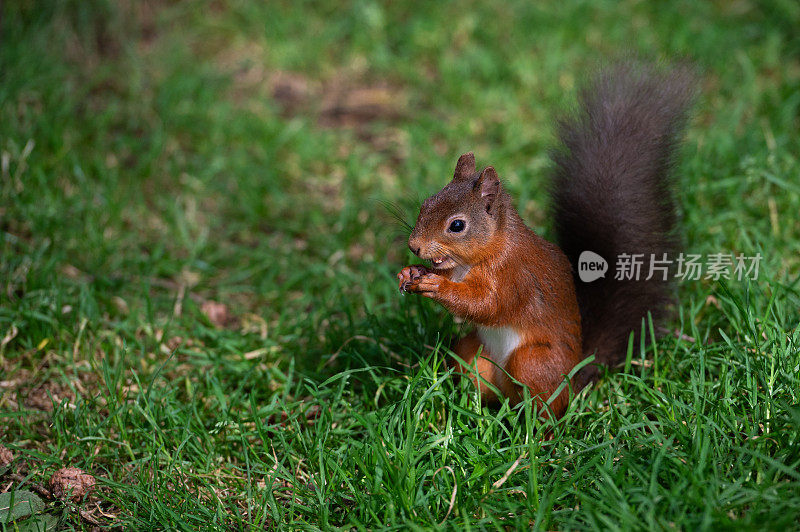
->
[1,0,799,529]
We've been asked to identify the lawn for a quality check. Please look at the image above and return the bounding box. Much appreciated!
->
[1,1,799,529]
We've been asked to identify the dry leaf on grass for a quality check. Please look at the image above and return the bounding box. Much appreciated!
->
[49,468,96,501]
[201,300,230,328]
[0,444,12,467]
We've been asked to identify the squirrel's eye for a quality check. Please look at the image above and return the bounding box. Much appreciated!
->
[448,219,466,233]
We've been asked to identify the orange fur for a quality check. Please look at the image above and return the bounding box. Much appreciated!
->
[398,154,581,417]
[398,64,693,417]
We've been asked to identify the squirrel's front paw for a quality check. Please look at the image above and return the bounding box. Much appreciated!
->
[406,272,442,297]
[398,265,430,292]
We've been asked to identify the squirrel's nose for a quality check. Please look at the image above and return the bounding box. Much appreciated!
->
[408,236,421,257]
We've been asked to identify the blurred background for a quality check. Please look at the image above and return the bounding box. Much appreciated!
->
[1,0,799,528]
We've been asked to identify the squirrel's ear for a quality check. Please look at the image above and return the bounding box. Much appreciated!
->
[476,166,500,214]
[453,152,476,181]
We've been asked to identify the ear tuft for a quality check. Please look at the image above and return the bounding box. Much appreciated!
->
[453,152,476,181]
[477,166,500,214]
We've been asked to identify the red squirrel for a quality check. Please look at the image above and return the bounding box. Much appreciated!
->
[397,63,695,417]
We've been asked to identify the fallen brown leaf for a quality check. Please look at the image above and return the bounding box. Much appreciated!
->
[0,444,12,467]
[49,467,96,501]
[201,300,230,328]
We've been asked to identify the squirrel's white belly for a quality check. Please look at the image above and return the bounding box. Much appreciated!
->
[476,325,521,366]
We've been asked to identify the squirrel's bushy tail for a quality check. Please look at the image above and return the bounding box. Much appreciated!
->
[549,62,696,382]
